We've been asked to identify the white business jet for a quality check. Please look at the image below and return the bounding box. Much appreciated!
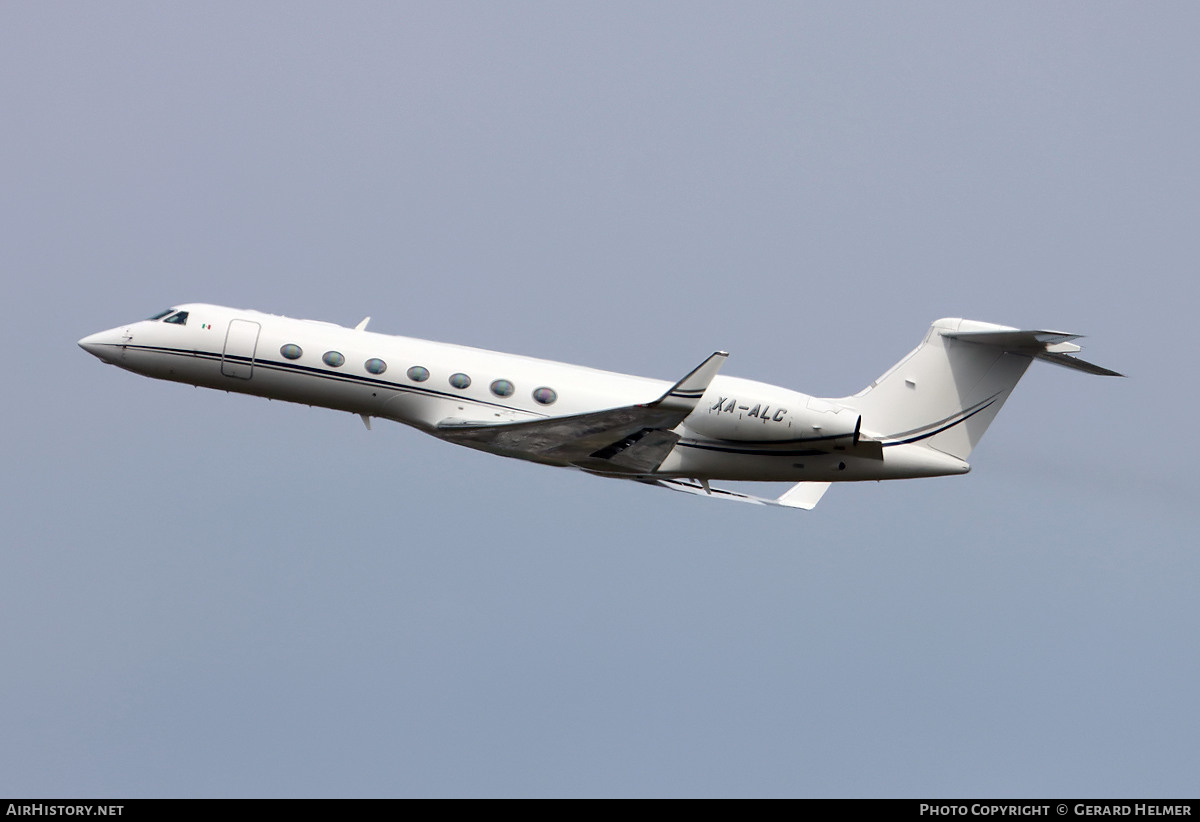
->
[79,304,1120,509]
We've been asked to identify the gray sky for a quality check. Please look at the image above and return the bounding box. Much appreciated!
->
[2,1,1197,797]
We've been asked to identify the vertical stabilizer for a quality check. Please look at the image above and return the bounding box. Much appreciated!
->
[844,319,1036,461]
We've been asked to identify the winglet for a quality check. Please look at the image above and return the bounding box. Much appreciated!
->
[648,351,729,412]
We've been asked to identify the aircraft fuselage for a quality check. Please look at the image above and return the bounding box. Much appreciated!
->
[79,303,969,487]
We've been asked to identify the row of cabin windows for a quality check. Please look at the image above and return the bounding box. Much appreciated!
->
[279,343,557,405]
[140,314,556,402]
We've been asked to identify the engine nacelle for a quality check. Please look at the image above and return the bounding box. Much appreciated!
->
[687,392,861,443]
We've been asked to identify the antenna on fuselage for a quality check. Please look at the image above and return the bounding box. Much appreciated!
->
[355,316,371,331]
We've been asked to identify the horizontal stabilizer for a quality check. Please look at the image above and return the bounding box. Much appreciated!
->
[943,329,1081,347]
[648,479,831,510]
[943,328,1123,377]
[1033,351,1124,377]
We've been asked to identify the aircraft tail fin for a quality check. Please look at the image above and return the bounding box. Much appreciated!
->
[844,319,1120,461]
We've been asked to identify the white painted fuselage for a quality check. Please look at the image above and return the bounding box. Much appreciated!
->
[79,303,1118,507]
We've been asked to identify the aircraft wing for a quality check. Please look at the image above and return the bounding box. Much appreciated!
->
[436,351,728,473]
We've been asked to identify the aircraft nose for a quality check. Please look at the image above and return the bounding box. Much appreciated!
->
[77,331,104,357]
[78,327,129,362]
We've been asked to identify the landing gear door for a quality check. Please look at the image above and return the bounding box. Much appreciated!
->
[221,319,260,379]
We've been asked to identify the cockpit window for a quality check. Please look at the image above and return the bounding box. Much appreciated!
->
[147,309,175,321]
[163,311,189,326]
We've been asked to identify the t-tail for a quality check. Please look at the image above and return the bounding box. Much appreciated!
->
[844,318,1122,461]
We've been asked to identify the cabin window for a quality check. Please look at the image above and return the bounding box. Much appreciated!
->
[163,311,189,326]
[490,379,515,398]
[322,351,345,368]
[407,366,429,382]
[532,387,557,405]
[364,358,387,375]
[449,373,471,390]
[280,344,303,360]
[147,309,175,321]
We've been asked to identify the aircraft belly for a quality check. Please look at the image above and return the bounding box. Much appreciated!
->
[124,347,389,417]
[659,440,967,481]
[118,346,212,383]
[659,443,849,481]
[243,367,384,414]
